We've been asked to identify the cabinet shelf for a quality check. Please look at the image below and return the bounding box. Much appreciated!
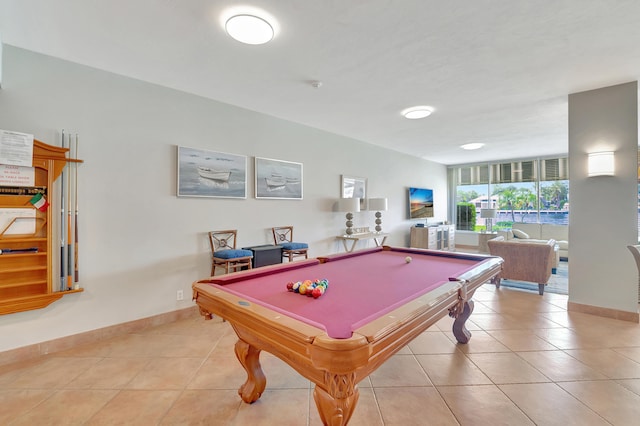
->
[0,289,83,315]
[0,265,47,274]
[0,237,47,243]
[0,252,47,259]
[0,139,83,315]
[0,280,47,289]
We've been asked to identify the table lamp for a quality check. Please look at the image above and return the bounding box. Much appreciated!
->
[480,208,497,233]
[337,198,361,236]
[368,197,388,233]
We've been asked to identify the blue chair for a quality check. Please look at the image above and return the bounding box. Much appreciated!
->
[272,226,308,262]
[209,230,253,275]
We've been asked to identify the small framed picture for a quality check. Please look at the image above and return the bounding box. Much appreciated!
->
[341,175,367,209]
[255,157,303,200]
[177,146,247,198]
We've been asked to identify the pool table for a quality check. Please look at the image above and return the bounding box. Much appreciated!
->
[192,246,502,425]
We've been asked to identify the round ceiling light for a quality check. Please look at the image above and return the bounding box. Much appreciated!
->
[460,143,485,150]
[402,106,434,119]
[225,14,274,45]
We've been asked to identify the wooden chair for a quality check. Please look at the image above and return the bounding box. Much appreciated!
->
[272,226,309,262]
[209,230,253,276]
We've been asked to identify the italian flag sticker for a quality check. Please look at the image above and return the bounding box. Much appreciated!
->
[29,193,49,212]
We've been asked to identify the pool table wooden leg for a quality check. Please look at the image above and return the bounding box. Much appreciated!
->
[492,276,501,288]
[313,373,359,426]
[234,339,266,404]
[452,299,474,344]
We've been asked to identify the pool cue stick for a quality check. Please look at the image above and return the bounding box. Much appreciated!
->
[67,133,75,290]
[74,133,79,283]
[60,130,68,291]
[0,247,38,254]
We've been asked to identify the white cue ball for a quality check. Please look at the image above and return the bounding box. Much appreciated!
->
[405,256,412,263]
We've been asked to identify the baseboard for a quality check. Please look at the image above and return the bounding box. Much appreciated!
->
[0,306,199,368]
[455,244,477,249]
[454,244,479,253]
[568,301,639,323]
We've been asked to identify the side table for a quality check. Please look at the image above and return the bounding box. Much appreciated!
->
[478,232,498,253]
[242,245,283,268]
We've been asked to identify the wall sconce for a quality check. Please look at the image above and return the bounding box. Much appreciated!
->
[588,151,615,177]
[368,198,388,233]
[337,198,361,236]
[480,208,497,233]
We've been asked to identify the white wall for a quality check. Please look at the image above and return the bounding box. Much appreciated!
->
[0,46,447,352]
[568,81,638,314]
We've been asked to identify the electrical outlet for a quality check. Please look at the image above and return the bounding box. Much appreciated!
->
[176,290,184,301]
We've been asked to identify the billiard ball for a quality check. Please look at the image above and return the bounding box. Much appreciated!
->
[405,256,412,263]
[286,282,294,291]
[312,287,322,298]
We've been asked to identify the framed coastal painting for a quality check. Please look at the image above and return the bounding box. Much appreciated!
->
[341,175,367,209]
[176,146,247,198]
[255,157,303,200]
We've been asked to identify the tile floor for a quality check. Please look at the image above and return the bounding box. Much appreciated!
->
[1,283,640,425]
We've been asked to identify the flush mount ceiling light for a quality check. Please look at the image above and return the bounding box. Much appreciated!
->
[225,14,274,45]
[402,106,434,119]
[460,143,485,150]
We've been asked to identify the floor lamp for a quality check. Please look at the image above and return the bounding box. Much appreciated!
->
[337,198,361,236]
[368,198,388,233]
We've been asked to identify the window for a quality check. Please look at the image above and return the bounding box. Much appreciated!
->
[539,158,569,226]
[453,164,489,230]
[449,156,569,231]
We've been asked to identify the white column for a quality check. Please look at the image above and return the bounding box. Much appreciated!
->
[568,81,638,318]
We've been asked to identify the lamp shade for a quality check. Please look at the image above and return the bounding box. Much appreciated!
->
[588,151,615,176]
[368,197,388,211]
[337,197,360,213]
[480,208,497,219]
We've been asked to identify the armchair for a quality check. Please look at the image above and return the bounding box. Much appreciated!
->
[487,236,556,295]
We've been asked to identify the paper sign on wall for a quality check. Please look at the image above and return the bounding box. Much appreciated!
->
[0,129,34,167]
[0,164,35,186]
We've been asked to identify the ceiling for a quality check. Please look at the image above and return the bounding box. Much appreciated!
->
[1,0,640,165]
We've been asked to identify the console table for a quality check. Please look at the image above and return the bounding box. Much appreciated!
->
[336,232,389,252]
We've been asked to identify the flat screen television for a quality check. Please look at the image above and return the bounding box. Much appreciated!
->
[408,187,434,219]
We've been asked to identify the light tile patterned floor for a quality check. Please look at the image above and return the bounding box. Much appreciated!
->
[1,283,640,425]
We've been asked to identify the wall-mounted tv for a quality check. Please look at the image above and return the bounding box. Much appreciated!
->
[408,187,434,219]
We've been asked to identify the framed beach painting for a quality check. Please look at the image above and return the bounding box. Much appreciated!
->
[255,157,303,200]
[176,146,247,198]
[341,175,367,209]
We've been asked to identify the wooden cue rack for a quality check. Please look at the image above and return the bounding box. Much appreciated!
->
[0,139,83,315]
